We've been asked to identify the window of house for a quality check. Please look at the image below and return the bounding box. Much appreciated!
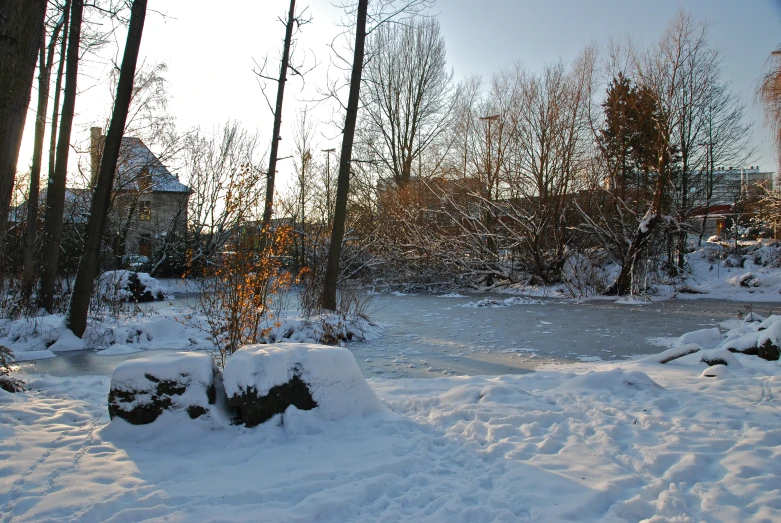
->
[138,201,151,221]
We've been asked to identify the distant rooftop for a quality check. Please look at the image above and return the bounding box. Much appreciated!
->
[91,128,190,194]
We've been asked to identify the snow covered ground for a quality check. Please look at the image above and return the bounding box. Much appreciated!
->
[500,240,781,303]
[2,246,781,521]
[2,327,780,522]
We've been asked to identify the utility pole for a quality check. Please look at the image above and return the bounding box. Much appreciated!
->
[322,148,335,227]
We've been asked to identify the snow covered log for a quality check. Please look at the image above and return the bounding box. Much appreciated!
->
[109,352,218,424]
[223,343,382,427]
[648,343,702,364]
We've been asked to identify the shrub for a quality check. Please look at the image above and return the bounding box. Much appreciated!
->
[190,226,296,367]
[0,345,25,393]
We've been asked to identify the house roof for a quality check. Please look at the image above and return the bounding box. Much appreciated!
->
[115,137,190,194]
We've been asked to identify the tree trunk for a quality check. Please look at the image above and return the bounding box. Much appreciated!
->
[66,0,147,338]
[48,9,69,191]
[22,7,67,301]
[606,156,668,296]
[39,0,83,313]
[320,0,368,311]
[261,0,296,234]
[0,0,47,264]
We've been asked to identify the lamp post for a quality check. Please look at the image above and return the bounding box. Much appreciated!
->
[479,114,500,196]
[479,114,500,259]
[322,148,335,226]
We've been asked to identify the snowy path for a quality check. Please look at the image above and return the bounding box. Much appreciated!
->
[2,355,781,522]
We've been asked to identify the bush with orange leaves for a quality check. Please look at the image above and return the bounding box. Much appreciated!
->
[190,225,296,367]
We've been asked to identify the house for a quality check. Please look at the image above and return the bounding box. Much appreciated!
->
[90,127,191,262]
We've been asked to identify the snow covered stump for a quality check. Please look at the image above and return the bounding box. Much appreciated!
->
[223,343,382,427]
[109,352,218,424]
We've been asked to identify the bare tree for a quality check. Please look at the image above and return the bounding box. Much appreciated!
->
[759,47,781,176]
[39,0,84,312]
[184,122,264,270]
[360,16,455,186]
[67,0,148,338]
[257,0,312,234]
[21,2,68,300]
[320,0,433,310]
[320,0,369,311]
[0,0,48,266]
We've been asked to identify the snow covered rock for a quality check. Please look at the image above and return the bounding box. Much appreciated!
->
[756,322,781,361]
[727,272,760,287]
[700,348,741,368]
[98,270,167,302]
[554,369,662,396]
[674,327,721,349]
[701,364,729,378]
[223,343,382,427]
[108,352,218,424]
[743,311,766,324]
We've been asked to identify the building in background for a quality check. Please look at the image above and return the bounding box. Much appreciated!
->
[90,127,191,271]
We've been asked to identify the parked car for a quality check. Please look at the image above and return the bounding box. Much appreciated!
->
[121,255,151,271]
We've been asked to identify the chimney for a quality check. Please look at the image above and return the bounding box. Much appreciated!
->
[90,127,102,186]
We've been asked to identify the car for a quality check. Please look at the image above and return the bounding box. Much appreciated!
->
[121,255,151,271]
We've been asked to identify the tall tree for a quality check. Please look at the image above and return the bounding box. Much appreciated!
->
[67,0,148,337]
[39,0,84,312]
[259,0,311,234]
[598,73,661,201]
[759,48,781,173]
[320,0,368,311]
[361,17,455,186]
[0,0,48,263]
[21,3,68,300]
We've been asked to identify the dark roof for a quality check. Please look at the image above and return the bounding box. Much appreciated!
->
[116,137,190,194]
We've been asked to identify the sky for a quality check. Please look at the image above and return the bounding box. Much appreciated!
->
[16,0,781,192]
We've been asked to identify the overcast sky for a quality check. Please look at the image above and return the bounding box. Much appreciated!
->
[18,0,781,189]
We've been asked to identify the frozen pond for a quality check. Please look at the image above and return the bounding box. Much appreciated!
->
[17,292,776,379]
[349,293,773,378]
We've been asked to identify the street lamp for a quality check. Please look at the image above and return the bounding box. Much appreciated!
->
[479,114,500,258]
[478,114,500,191]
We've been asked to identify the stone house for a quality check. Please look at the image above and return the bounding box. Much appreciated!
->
[90,127,191,265]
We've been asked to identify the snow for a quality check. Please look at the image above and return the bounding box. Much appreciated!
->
[494,239,781,302]
[460,296,542,308]
[47,328,86,352]
[673,327,721,349]
[11,350,56,361]
[0,304,379,361]
[111,352,215,390]
[2,314,781,521]
[223,343,383,420]
[701,364,729,378]
[109,352,216,418]
[97,270,168,301]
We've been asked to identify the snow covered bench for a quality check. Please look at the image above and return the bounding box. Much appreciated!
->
[223,343,382,427]
[108,352,218,424]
